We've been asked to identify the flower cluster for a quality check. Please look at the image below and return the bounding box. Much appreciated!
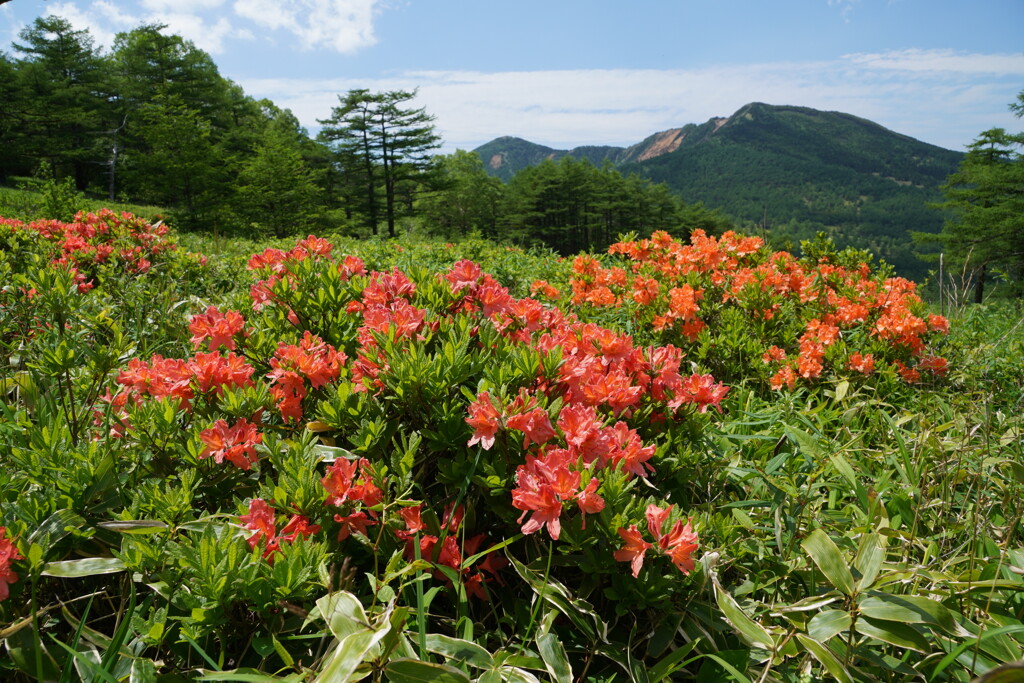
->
[108,235,724,584]
[320,456,384,544]
[394,505,506,600]
[2,209,196,291]
[239,499,321,562]
[199,418,263,470]
[0,527,23,601]
[268,332,345,422]
[614,505,699,578]
[189,306,247,351]
[563,230,949,388]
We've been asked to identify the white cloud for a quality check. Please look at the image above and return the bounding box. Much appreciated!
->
[845,49,1024,75]
[237,53,1023,154]
[39,0,249,53]
[140,0,227,12]
[47,1,130,48]
[147,11,247,53]
[232,0,379,53]
[828,0,860,23]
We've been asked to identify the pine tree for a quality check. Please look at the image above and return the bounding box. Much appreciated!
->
[319,89,440,237]
[930,95,1024,301]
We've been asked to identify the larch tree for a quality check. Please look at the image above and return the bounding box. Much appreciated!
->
[319,89,440,237]
[930,92,1024,302]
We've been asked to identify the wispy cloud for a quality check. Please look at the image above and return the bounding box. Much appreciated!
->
[238,51,1023,153]
[44,0,250,53]
[828,0,860,23]
[232,0,380,53]
[845,49,1024,75]
[32,0,382,54]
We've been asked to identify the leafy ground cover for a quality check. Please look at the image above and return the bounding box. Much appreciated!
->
[1,211,1023,682]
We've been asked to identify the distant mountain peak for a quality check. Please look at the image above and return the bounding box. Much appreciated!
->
[471,102,963,280]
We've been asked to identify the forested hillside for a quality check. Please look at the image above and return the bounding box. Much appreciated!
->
[0,15,725,256]
[475,103,965,279]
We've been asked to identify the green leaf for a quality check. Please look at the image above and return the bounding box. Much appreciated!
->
[853,532,885,591]
[785,426,824,459]
[315,625,391,683]
[197,669,304,681]
[536,633,572,683]
[97,520,169,535]
[802,529,855,596]
[647,638,701,682]
[384,659,472,683]
[507,553,607,643]
[424,633,493,669]
[853,617,930,653]
[858,593,969,636]
[712,579,775,651]
[807,609,851,642]
[770,592,843,614]
[932,624,1024,678]
[958,661,1024,682]
[314,591,370,641]
[697,653,752,682]
[834,380,849,402]
[795,634,854,683]
[41,557,126,578]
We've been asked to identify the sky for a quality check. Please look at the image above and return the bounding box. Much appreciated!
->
[2,0,1022,154]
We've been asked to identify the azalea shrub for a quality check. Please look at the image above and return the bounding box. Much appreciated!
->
[108,236,728,636]
[1,214,1023,682]
[545,229,950,391]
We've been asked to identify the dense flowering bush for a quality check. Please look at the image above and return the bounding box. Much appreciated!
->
[10,221,1018,682]
[550,229,950,390]
[0,208,204,292]
[96,236,724,608]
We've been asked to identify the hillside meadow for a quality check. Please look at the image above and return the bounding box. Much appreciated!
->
[1,206,1023,682]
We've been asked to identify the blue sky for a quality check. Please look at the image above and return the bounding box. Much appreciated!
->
[3,0,1022,153]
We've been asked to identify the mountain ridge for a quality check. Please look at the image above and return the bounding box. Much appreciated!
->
[473,102,964,278]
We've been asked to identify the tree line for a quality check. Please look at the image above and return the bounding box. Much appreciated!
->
[1,15,728,253]
[920,92,1024,302]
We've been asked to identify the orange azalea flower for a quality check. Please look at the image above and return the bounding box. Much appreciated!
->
[189,306,246,351]
[334,511,375,541]
[673,373,729,413]
[771,365,798,391]
[466,392,502,450]
[199,418,262,470]
[614,525,652,578]
[928,314,950,334]
[894,361,921,384]
[0,527,23,601]
[445,259,484,292]
[279,514,321,542]
[512,478,564,540]
[847,352,875,374]
[506,407,557,448]
[190,351,256,396]
[762,346,787,364]
[239,498,278,556]
[530,280,561,299]
[918,355,948,376]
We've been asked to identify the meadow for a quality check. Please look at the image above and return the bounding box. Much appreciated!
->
[1,205,1022,682]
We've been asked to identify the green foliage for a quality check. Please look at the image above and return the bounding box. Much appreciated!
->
[1,208,1023,682]
[231,121,322,238]
[22,162,86,221]
[920,92,1024,302]
[476,103,963,280]
[498,156,730,255]
[319,88,441,238]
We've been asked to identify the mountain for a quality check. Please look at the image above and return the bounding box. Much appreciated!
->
[475,128,696,181]
[474,103,964,278]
